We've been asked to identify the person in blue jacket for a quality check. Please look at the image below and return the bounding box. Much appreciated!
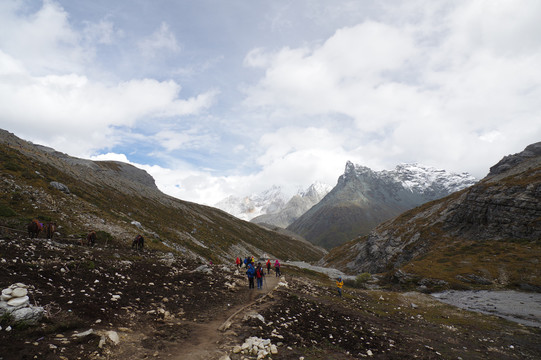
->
[246,262,255,289]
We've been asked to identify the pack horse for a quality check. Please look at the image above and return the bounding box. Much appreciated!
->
[27,220,42,238]
[132,234,144,250]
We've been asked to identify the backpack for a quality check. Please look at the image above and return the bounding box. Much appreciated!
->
[256,268,263,278]
[246,266,255,277]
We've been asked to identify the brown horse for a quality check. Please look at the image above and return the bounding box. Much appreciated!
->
[45,222,57,239]
[27,220,42,238]
[132,234,144,250]
[85,231,96,246]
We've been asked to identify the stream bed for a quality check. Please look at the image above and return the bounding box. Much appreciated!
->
[431,290,541,328]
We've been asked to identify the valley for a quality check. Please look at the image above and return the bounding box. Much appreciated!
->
[1,130,540,359]
[1,234,540,360]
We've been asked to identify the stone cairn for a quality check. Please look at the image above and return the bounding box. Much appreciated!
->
[232,336,279,359]
[0,283,44,325]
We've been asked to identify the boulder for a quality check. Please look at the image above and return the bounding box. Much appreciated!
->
[50,181,70,194]
[11,307,44,325]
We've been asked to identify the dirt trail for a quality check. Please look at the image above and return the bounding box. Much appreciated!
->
[170,273,281,360]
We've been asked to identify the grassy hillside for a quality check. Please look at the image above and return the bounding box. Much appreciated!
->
[0,142,324,264]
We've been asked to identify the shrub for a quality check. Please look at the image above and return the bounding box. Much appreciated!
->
[344,273,372,289]
[96,230,113,245]
[0,204,16,217]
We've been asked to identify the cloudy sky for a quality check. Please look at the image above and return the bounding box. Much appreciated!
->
[1,0,540,206]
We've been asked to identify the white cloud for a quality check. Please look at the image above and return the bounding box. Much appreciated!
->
[0,2,217,159]
[243,21,417,127]
[0,0,86,74]
[0,63,217,156]
[241,0,541,180]
[90,152,130,162]
[1,0,540,208]
[83,19,119,45]
[138,22,180,58]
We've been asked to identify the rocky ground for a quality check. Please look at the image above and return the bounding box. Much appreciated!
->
[1,231,540,360]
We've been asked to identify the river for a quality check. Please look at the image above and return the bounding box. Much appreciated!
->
[431,290,541,328]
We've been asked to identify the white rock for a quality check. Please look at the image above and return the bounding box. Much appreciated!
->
[5,326,12,332]
[367,349,373,356]
[12,288,28,297]
[233,345,242,353]
[2,288,13,296]
[107,330,120,345]
[270,344,278,354]
[1,294,12,301]
[73,329,94,338]
[7,296,29,307]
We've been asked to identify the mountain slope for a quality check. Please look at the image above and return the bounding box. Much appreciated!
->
[287,162,477,249]
[250,182,332,228]
[0,129,325,263]
[322,142,541,290]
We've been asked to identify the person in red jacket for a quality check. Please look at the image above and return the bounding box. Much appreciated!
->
[274,259,281,277]
[266,259,271,274]
[236,257,241,268]
[255,262,265,289]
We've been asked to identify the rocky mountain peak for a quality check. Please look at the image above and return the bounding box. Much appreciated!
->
[321,141,541,276]
[288,161,477,249]
[299,182,333,199]
[488,141,541,176]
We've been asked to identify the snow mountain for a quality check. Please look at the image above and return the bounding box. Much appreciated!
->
[250,182,333,228]
[214,185,288,221]
[214,183,332,225]
[287,161,477,249]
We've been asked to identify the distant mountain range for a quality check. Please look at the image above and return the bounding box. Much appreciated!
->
[250,182,332,228]
[215,161,477,251]
[287,162,477,249]
[214,183,332,226]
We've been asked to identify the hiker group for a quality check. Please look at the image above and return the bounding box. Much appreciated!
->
[236,256,281,290]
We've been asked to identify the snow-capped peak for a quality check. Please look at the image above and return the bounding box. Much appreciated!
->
[385,163,477,193]
[214,182,332,221]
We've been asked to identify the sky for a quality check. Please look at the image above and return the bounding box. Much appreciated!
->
[1,0,540,206]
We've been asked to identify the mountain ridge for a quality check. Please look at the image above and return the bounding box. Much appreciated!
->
[320,141,541,291]
[0,129,325,263]
[287,161,477,249]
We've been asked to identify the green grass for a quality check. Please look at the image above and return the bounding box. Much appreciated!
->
[403,238,541,290]
[0,204,16,217]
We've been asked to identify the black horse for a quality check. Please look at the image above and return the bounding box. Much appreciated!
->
[27,221,42,238]
[132,234,144,250]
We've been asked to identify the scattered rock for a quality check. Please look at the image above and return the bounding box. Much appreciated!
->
[107,330,120,345]
[49,181,70,194]
[456,274,493,285]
